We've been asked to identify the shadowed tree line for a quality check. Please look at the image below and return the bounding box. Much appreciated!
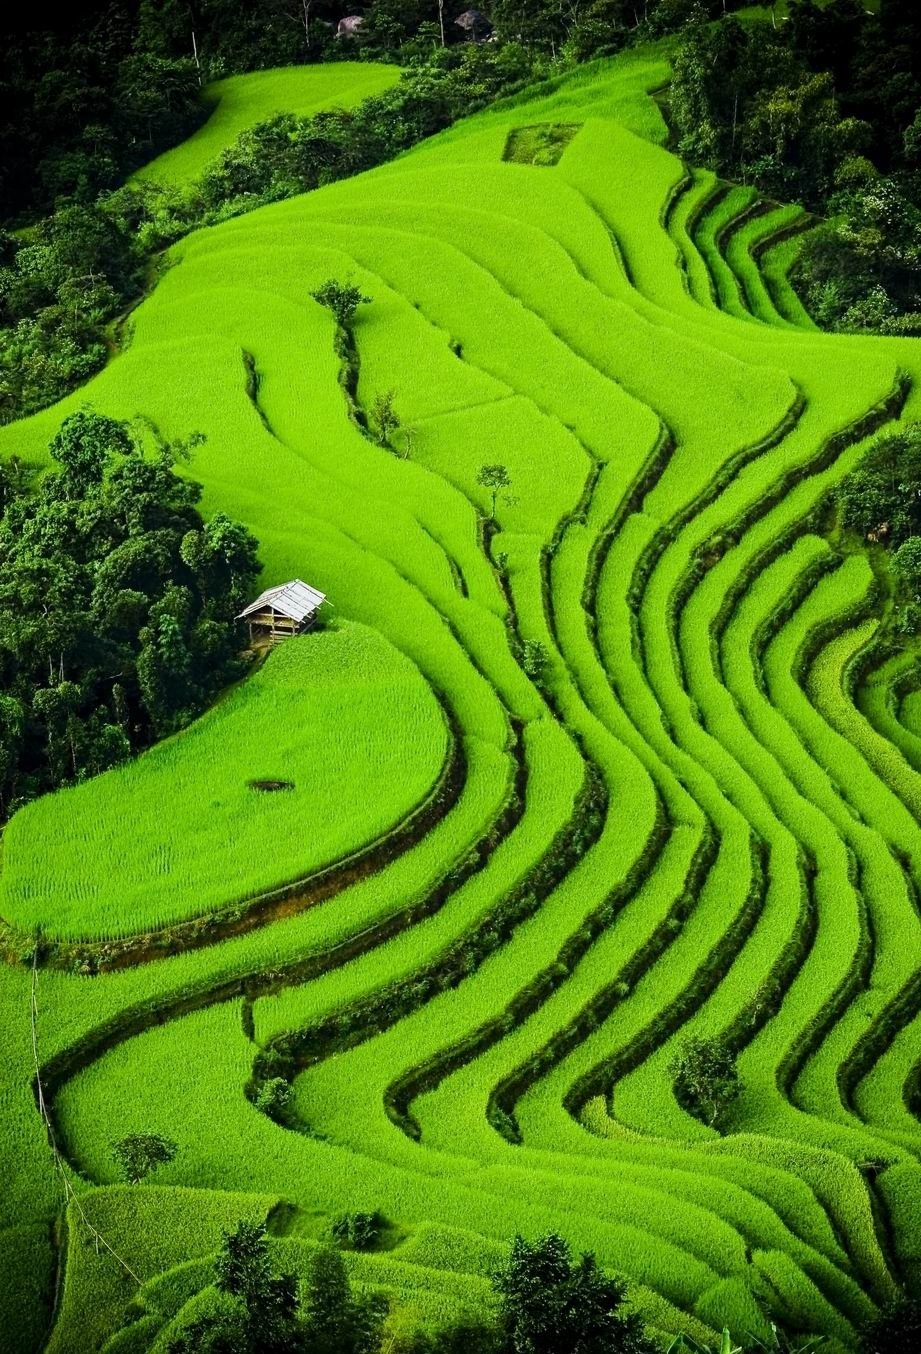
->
[0,0,784,427]
[156,1216,921,1354]
[0,14,538,424]
[835,421,921,633]
[4,0,700,223]
[164,1225,658,1354]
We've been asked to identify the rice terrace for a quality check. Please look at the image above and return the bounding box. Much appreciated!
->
[4,2,921,1352]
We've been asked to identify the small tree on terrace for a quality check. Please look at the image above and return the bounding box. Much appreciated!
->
[477,463,512,520]
[311,278,371,330]
[111,1132,177,1184]
[254,1076,293,1124]
[669,1035,741,1129]
[370,388,401,447]
[330,1210,381,1250]
[521,639,549,680]
[492,1232,657,1354]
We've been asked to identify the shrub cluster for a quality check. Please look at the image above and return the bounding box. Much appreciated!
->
[165,1222,658,1354]
[836,422,921,634]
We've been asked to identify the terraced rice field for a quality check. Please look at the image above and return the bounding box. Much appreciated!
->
[3,46,921,1354]
[134,62,400,185]
[0,627,450,938]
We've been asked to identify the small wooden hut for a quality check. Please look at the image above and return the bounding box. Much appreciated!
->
[336,15,364,37]
[238,579,327,643]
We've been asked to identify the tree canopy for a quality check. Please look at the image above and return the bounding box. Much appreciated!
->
[111,1132,178,1184]
[167,1223,387,1354]
[0,409,259,815]
[669,1035,742,1129]
[837,424,921,548]
[493,1232,657,1354]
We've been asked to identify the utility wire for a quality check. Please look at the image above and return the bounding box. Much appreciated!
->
[30,940,142,1287]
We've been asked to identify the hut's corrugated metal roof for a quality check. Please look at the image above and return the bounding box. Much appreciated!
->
[238,579,326,622]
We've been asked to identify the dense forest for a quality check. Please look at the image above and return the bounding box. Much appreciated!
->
[0,411,259,813]
[670,1,921,334]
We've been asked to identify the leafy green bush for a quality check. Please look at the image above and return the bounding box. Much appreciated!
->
[254,1078,293,1125]
[330,1211,382,1251]
[669,1037,741,1130]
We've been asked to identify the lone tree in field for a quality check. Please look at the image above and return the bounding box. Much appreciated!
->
[477,463,512,519]
[311,278,370,330]
[370,388,401,447]
[111,1132,177,1184]
[492,1232,656,1354]
[669,1035,741,1129]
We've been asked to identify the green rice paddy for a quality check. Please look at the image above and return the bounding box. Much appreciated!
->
[0,626,449,938]
[134,63,400,186]
[2,46,921,1354]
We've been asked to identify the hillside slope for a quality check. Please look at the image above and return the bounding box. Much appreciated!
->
[2,50,921,1354]
[134,62,400,186]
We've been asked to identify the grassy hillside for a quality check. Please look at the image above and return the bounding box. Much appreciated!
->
[2,49,921,1354]
[135,63,400,186]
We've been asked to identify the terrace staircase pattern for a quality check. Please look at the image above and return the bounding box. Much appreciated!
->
[3,54,921,1354]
